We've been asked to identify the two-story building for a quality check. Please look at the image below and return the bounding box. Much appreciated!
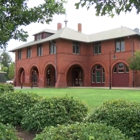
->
[10,23,140,88]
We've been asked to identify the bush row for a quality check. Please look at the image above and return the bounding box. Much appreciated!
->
[21,96,88,131]
[34,99,140,140]
[34,123,132,140]
[1,90,140,140]
[0,91,40,126]
[86,99,140,140]
[0,91,88,131]
[0,83,14,93]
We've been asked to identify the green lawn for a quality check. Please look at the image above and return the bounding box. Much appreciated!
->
[15,88,140,110]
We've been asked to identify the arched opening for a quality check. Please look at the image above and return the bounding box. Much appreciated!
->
[18,68,25,85]
[112,62,129,87]
[91,64,105,86]
[44,65,55,87]
[67,65,83,86]
[30,66,39,87]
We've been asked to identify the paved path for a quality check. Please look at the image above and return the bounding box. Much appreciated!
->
[14,86,140,90]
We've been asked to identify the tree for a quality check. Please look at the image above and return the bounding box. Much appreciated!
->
[8,62,15,80]
[1,51,12,68]
[75,0,140,17]
[0,0,66,49]
[128,50,140,70]
[1,51,13,79]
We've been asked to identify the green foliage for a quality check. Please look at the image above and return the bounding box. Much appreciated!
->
[75,0,140,17]
[86,99,140,140]
[0,83,14,93]
[0,91,40,125]
[21,96,88,131]
[1,64,8,72]
[34,122,131,140]
[0,0,66,48]
[1,51,12,68]
[8,62,15,79]
[128,50,140,70]
[0,51,13,79]
[0,123,21,140]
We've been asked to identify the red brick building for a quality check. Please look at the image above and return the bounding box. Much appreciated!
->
[10,23,140,88]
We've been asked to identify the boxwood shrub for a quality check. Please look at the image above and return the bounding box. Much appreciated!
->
[21,96,88,131]
[34,123,132,140]
[0,123,21,140]
[0,83,14,94]
[0,91,40,125]
[86,99,140,140]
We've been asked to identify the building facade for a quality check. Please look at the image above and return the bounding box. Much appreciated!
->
[10,23,140,88]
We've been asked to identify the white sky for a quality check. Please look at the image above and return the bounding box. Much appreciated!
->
[7,0,140,61]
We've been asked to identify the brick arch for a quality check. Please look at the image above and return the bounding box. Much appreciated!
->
[42,61,56,74]
[111,60,129,69]
[112,61,129,87]
[90,63,106,87]
[65,62,87,77]
[90,61,108,74]
[65,62,87,87]
[28,64,40,75]
[17,67,25,85]
[43,62,56,87]
[28,65,40,86]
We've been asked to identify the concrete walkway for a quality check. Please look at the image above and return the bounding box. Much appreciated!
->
[14,86,140,90]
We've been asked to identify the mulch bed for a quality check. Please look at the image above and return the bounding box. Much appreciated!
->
[16,126,36,140]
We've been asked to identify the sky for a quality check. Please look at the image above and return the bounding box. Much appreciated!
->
[6,0,140,61]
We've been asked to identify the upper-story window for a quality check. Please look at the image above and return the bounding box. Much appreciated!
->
[115,38,125,52]
[37,44,43,56]
[36,34,42,40]
[27,47,31,58]
[93,42,101,55]
[18,49,22,60]
[73,41,80,54]
[49,41,56,54]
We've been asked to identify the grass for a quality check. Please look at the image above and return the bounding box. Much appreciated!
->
[15,87,140,111]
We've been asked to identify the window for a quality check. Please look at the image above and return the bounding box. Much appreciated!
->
[93,42,101,54]
[18,49,22,60]
[113,63,129,73]
[36,34,42,40]
[27,47,31,58]
[49,41,56,54]
[115,38,125,52]
[37,44,43,56]
[73,41,80,54]
[92,65,105,83]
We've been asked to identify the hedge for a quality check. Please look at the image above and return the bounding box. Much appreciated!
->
[86,99,140,140]
[34,123,132,140]
[21,96,88,131]
[0,123,21,140]
[0,91,40,125]
[0,83,14,94]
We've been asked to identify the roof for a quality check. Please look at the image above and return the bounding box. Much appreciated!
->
[32,29,56,35]
[0,71,6,74]
[88,27,140,42]
[9,26,140,52]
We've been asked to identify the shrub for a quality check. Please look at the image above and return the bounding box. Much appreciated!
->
[0,83,14,94]
[0,91,40,125]
[34,122,132,140]
[86,99,140,140]
[0,123,21,140]
[21,96,88,131]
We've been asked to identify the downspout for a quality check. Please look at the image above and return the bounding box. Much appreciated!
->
[127,36,134,87]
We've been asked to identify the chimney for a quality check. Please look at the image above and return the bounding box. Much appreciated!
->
[78,23,82,32]
[57,23,62,30]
